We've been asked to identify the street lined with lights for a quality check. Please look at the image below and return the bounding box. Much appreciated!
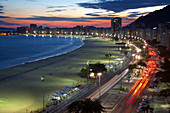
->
[88,69,129,100]
[112,45,159,113]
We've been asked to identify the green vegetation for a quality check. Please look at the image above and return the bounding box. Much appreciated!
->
[128,64,137,71]
[81,62,107,78]
[114,87,127,92]
[67,98,105,113]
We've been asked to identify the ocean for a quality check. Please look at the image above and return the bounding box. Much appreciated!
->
[0,35,84,70]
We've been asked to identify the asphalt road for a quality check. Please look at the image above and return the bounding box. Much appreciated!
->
[111,47,160,113]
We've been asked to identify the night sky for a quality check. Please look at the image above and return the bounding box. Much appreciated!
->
[0,0,169,28]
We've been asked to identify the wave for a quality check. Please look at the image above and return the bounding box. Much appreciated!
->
[0,35,85,71]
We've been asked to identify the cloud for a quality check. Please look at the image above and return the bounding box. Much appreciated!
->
[0,15,10,18]
[78,0,170,12]
[128,12,149,17]
[47,9,66,12]
[82,16,113,20]
[16,16,93,22]
[85,13,101,16]
[0,20,20,25]
[0,5,4,13]
[47,6,67,9]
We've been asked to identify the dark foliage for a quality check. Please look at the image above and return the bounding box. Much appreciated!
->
[138,60,146,67]
[67,98,105,113]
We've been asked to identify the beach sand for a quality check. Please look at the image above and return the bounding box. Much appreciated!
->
[0,38,121,113]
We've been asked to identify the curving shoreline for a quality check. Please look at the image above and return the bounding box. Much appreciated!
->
[0,35,85,71]
[0,38,121,113]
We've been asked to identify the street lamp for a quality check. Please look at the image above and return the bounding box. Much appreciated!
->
[87,60,89,84]
[135,55,141,60]
[97,72,102,98]
[132,54,135,59]
[143,46,146,54]
[120,60,123,68]
[41,76,45,111]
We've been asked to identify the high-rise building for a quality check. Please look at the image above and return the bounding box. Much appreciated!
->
[111,17,122,33]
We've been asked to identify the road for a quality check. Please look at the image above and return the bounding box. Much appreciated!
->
[111,47,159,113]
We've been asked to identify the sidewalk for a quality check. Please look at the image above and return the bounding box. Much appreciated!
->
[100,75,139,112]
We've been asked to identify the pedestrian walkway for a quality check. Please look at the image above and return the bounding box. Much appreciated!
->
[100,75,139,112]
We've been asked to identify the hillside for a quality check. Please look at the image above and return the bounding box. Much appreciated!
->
[127,5,170,29]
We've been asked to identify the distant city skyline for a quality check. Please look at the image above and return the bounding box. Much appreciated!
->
[0,0,169,28]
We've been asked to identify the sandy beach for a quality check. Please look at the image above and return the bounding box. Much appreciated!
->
[0,38,121,113]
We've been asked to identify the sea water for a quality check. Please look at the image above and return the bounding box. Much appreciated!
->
[0,35,84,70]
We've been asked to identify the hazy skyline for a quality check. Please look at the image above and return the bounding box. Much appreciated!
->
[0,0,169,28]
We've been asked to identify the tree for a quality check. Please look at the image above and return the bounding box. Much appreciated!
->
[128,64,137,72]
[81,63,107,78]
[89,63,107,74]
[67,100,83,113]
[123,50,128,56]
[67,98,105,113]
[81,68,88,77]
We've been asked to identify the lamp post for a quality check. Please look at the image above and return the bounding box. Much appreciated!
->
[87,60,89,85]
[132,54,135,59]
[41,76,45,111]
[120,60,123,68]
[143,46,146,54]
[97,72,102,98]
[120,61,123,89]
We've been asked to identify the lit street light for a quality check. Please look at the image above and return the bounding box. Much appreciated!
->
[135,55,141,60]
[119,60,124,89]
[87,60,89,84]
[97,72,102,98]
[120,60,123,68]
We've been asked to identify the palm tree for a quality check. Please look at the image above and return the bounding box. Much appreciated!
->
[67,100,83,113]
[67,98,105,113]
[81,99,105,113]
